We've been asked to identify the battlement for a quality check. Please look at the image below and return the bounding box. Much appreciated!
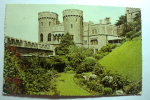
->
[63,9,83,18]
[38,12,58,20]
[5,36,52,50]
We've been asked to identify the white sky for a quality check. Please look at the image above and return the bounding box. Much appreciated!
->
[5,4,126,42]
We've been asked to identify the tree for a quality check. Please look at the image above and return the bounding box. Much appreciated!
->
[133,11,141,32]
[115,15,126,26]
[55,33,75,55]
[66,46,94,71]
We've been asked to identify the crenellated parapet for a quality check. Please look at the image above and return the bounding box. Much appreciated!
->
[38,12,58,21]
[5,36,52,51]
[63,9,83,18]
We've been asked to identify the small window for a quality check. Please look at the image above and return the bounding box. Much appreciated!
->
[92,30,94,34]
[95,29,97,34]
[41,22,43,26]
[48,33,51,41]
[71,24,73,28]
[40,34,43,42]
[49,22,51,26]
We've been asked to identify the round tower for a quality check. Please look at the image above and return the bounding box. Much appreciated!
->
[38,12,58,43]
[63,9,83,46]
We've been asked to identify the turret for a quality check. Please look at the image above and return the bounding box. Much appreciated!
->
[38,12,58,43]
[63,9,83,46]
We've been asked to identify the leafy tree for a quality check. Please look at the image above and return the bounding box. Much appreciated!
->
[133,11,141,32]
[76,57,96,73]
[66,46,94,71]
[115,15,126,26]
[55,33,74,55]
[115,11,141,38]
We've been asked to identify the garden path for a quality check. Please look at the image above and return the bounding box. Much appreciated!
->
[55,72,91,96]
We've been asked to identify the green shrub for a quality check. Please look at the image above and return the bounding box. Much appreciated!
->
[3,48,24,94]
[74,74,83,79]
[93,64,104,77]
[86,81,97,91]
[95,84,104,93]
[64,66,73,72]
[103,87,113,95]
[95,52,109,59]
[130,31,141,39]
[75,57,96,74]
[67,46,94,71]
[123,81,142,95]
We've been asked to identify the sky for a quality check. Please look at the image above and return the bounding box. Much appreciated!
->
[5,4,126,42]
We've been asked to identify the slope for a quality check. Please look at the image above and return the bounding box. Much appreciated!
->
[99,37,142,82]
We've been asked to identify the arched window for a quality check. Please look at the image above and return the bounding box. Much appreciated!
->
[40,34,43,42]
[48,33,51,41]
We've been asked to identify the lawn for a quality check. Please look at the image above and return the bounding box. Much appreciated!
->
[55,71,91,96]
[99,37,142,82]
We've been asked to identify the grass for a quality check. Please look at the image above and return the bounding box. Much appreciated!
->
[99,37,142,82]
[55,71,91,96]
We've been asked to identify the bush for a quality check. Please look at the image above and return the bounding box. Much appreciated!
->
[3,48,24,94]
[103,87,113,95]
[126,30,141,39]
[130,31,141,39]
[96,44,117,60]
[76,57,96,74]
[95,52,109,59]
[123,81,142,95]
[86,81,97,91]
[74,74,83,79]
[64,66,73,72]
[95,84,104,93]
[93,64,104,77]
[66,46,94,71]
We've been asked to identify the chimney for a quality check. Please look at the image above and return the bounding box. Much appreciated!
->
[105,17,111,24]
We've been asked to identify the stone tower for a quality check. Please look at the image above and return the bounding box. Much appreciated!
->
[63,9,83,46]
[38,12,58,43]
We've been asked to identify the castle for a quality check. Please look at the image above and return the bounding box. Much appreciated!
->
[38,9,121,54]
[5,7,140,56]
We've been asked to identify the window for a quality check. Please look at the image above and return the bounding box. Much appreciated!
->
[95,29,97,34]
[90,39,98,45]
[92,29,97,34]
[49,22,51,26]
[41,22,43,26]
[40,34,43,42]
[92,30,94,34]
[48,33,51,41]
[71,24,73,28]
